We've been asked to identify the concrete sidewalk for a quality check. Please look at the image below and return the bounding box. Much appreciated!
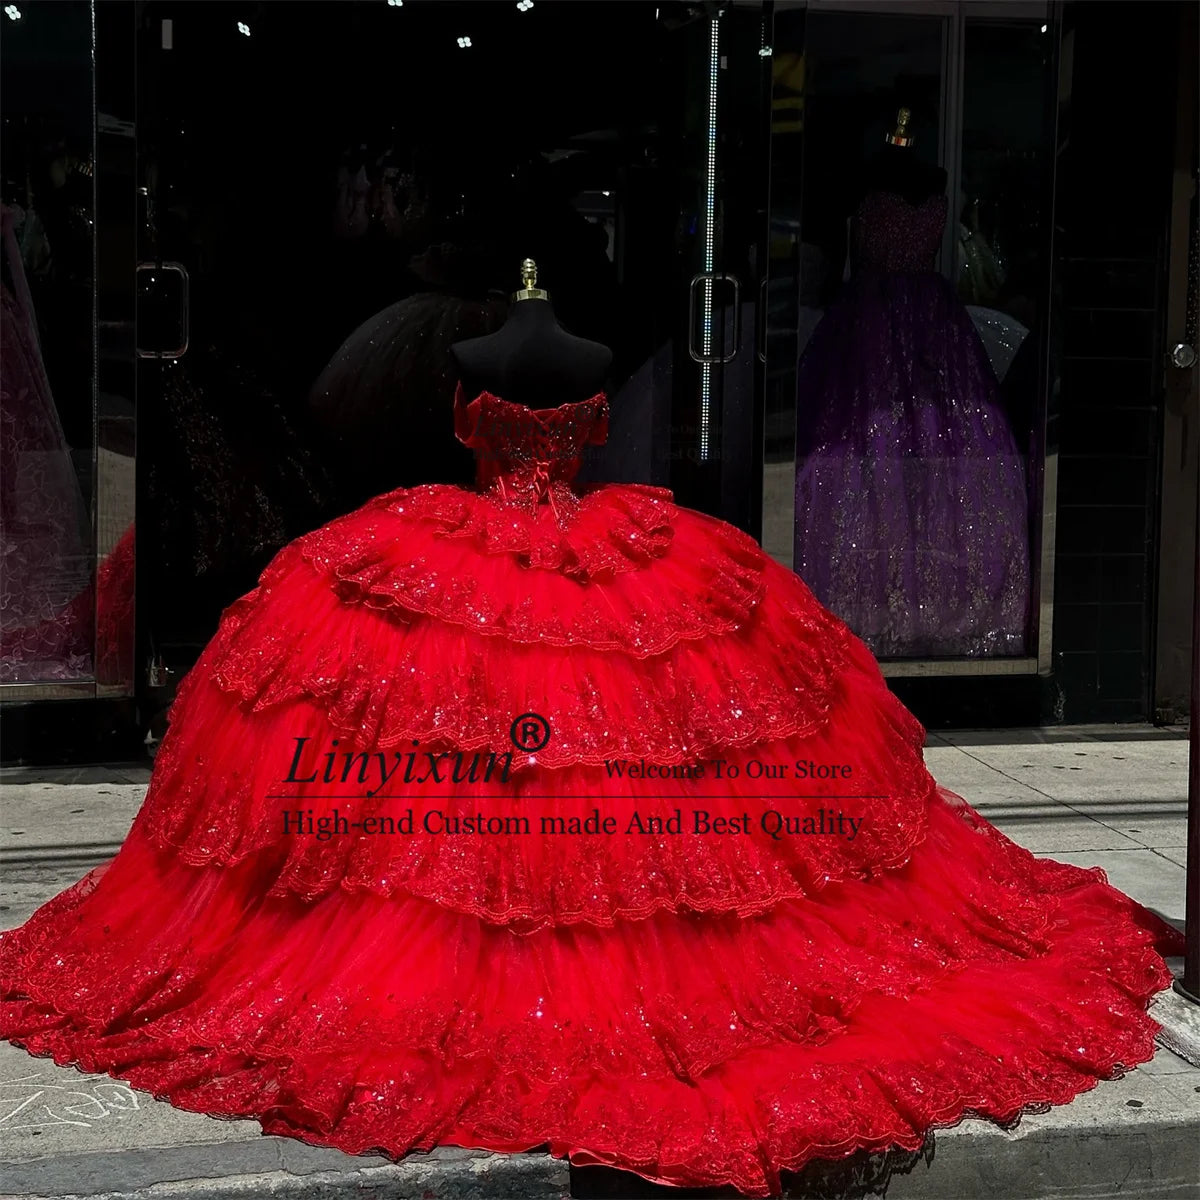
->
[0,726,1196,1199]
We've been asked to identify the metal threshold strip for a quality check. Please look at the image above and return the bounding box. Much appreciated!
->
[879,657,1041,678]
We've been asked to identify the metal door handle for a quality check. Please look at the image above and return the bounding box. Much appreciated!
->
[1171,342,1197,369]
[688,271,741,363]
[136,261,190,359]
[757,275,768,363]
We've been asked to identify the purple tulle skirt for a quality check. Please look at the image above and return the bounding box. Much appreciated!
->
[794,270,1030,659]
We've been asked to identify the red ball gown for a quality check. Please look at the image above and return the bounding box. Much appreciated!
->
[0,386,1183,1196]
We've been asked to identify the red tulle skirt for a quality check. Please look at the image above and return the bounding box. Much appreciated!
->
[0,480,1182,1197]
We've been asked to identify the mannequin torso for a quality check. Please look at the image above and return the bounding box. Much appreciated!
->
[450,298,611,409]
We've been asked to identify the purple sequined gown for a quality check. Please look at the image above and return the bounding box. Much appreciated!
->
[794,191,1030,658]
[796,189,1032,657]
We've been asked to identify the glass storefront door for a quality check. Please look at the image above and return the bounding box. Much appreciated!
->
[0,1,137,702]
[762,0,1059,674]
[131,0,772,688]
[2,0,1066,717]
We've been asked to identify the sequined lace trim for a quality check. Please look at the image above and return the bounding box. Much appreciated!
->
[364,481,679,579]
[288,504,764,653]
[195,557,856,766]
[0,796,1180,1197]
[132,605,930,917]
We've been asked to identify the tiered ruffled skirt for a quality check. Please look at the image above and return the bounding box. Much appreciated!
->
[0,480,1181,1196]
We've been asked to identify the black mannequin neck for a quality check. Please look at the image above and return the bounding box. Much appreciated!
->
[496,299,560,332]
[863,145,948,205]
[450,297,612,410]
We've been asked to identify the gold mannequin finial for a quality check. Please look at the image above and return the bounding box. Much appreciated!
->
[513,257,550,302]
[885,107,914,147]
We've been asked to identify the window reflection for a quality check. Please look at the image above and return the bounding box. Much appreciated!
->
[0,0,96,683]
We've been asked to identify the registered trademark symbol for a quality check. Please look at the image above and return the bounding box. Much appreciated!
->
[510,712,551,753]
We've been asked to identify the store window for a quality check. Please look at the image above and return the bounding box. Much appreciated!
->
[0,1,97,685]
[763,3,1057,669]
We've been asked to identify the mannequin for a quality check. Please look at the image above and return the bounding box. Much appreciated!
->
[450,259,611,408]
[862,107,947,204]
[794,103,1030,659]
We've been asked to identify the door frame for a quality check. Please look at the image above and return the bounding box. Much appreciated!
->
[1152,0,1199,723]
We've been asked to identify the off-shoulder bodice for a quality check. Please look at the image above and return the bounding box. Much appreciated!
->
[453,384,609,503]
